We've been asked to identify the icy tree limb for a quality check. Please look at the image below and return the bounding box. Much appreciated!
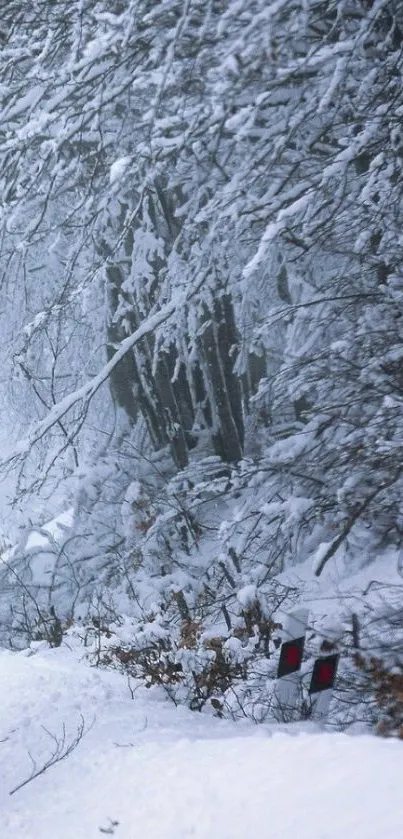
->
[0,298,180,469]
[314,473,402,577]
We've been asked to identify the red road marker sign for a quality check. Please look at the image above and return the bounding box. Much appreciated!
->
[309,653,339,694]
[277,636,305,678]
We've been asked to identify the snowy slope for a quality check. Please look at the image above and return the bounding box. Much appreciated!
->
[1,643,402,839]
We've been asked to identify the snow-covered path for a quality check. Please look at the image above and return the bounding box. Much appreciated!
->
[1,644,402,839]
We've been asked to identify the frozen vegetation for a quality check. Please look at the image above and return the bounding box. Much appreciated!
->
[0,5,402,829]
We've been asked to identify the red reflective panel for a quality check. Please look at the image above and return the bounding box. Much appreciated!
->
[285,644,301,667]
[317,662,335,686]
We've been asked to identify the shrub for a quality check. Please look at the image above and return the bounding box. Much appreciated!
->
[354,653,403,738]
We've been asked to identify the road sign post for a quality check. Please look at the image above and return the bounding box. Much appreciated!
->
[273,608,309,720]
[308,653,339,721]
[274,609,340,723]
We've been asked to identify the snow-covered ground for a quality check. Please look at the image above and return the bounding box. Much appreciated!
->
[1,642,402,839]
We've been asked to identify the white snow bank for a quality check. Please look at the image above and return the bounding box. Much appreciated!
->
[0,643,402,839]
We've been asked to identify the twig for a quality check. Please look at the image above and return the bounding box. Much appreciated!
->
[315,474,401,577]
[9,714,93,796]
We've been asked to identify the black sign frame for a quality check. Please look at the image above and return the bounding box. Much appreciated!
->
[277,636,305,678]
[309,653,339,694]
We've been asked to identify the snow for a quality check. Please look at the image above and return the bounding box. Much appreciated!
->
[236,583,257,606]
[312,540,333,575]
[109,156,131,185]
[1,643,402,839]
[25,509,73,550]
